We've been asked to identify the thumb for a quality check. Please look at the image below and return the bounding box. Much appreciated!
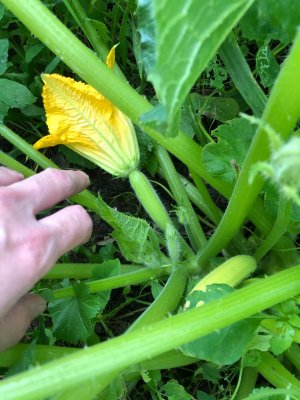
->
[0,293,46,351]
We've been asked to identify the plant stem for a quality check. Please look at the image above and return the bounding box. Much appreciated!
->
[64,0,106,58]
[43,263,141,280]
[255,195,292,262]
[188,171,223,224]
[257,351,300,392]
[285,343,300,372]
[97,269,189,397]
[1,265,300,399]
[51,265,172,299]
[129,169,194,258]
[128,269,187,332]
[236,367,258,399]
[197,31,300,267]
[156,146,207,250]
[219,32,267,116]
[0,151,35,177]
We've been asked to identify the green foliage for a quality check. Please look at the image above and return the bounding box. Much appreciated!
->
[48,282,102,343]
[96,194,164,266]
[256,45,280,88]
[137,0,255,136]
[201,118,255,182]
[0,38,8,74]
[181,285,259,365]
[0,79,35,120]
[240,0,300,44]
[160,379,195,400]
[183,93,239,126]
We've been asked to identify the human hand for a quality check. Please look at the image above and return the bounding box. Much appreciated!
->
[0,167,93,351]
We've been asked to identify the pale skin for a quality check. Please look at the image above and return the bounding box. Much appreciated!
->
[0,166,93,351]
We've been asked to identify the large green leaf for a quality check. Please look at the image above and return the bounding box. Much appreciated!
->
[0,79,35,108]
[137,0,255,137]
[96,194,164,266]
[48,282,101,343]
[240,0,300,44]
[180,285,259,365]
[201,117,255,183]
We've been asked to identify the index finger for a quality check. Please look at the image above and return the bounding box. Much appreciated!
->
[10,168,90,214]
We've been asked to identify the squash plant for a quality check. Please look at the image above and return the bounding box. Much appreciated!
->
[0,0,300,399]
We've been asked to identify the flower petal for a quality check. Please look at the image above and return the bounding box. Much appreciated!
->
[106,45,118,69]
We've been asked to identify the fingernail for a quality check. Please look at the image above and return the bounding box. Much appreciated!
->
[77,170,90,185]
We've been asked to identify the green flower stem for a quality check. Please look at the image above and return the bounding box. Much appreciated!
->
[257,351,300,392]
[129,169,194,258]
[129,170,172,231]
[1,265,300,399]
[236,367,258,400]
[51,265,172,299]
[43,263,141,280]
[255,195,292,262]
[219,32,267,116]
[197,31,300,268]
[156,146,207,250]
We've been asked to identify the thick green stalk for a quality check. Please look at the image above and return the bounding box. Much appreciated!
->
[255,195,292,261]
[129,170,172,231]
[156,146,207,250]
[0,343,196,371]
[219,32,267,116]
[129,169,194,258]
[197,32,300,267]
[97,269,189,398]
[0,344,76,368]
[236,367,258,400]
[257,351,300,392]
[128,269,187,332]
[43,263,141,280]
[286,344,300,372]
[51,265,172,299]
[1,265,300,399]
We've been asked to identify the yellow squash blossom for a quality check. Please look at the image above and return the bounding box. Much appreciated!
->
[33,47,139,177]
